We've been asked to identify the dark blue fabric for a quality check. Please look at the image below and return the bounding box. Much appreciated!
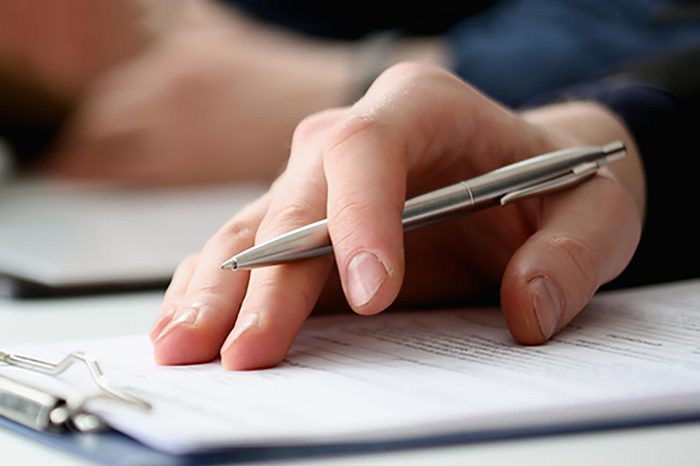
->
[223,0,700,106]
[521,67,700,287]
[446,0,700,105]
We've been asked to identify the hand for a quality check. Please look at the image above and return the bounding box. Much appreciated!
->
[37,3,451,185]
[0,0,158,98]
[39,4,358,184]
[149,63,645,370]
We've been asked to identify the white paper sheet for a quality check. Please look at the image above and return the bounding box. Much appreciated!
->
[1,280,699,454]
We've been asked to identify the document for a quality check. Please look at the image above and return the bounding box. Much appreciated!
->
[0,176,266,295]
[1,279,699,455]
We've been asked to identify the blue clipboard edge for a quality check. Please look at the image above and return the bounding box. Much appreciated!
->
[2,410,700,466]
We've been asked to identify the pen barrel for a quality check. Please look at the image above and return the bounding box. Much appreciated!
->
[402,183,485,231]
[231,220,333,269]
[230,143,626,269]
[402,143,625,230]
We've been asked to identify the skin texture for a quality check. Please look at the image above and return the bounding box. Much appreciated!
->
[0,0,447,185]
[0,0,157,98]
[149,63,645,370]
[39,20,356,184]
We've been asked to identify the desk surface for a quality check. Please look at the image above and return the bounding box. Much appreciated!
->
[1,290,699,466]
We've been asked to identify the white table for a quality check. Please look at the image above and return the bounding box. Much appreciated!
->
[2,291,700,466]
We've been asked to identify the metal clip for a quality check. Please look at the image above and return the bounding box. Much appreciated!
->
[500,162,600,205]
[500,140,626,206]
[0,350,150,433]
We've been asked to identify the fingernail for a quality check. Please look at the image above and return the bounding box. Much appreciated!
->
[154,305,201,344]
[346,251,388,308]
[221,312,260,354]
[528,277,562,340]
[149,306,176,342]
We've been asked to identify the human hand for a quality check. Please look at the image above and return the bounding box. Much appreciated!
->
[149,63,645,370]
[37,3,452,185]
[39,4,358,184]
[0,0,159,98]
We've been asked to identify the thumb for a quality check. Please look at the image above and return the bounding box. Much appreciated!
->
[500,175,641,344]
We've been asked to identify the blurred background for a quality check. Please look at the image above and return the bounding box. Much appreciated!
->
[0,0,698,297]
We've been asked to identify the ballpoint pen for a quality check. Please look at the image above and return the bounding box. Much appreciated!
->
[220,141,626,271]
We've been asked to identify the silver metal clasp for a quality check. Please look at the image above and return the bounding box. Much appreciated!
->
[0,350,150,432]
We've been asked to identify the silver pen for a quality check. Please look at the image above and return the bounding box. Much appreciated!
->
[221,141,626,271]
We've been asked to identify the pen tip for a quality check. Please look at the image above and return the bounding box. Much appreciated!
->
[220,259,238,271]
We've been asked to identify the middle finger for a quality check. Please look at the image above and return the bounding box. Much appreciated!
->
[220,109,345,370]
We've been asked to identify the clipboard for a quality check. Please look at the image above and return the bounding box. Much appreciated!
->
[1,363,698,466]
[3,352,697,466]
[0,348,543,466]
[3,279,700,465]
[2,343,700,465]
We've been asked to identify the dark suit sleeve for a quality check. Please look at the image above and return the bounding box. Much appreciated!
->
[523,44,700,289]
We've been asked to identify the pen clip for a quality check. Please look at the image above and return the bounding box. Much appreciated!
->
[500,141,626,206]
[500,161,600,205]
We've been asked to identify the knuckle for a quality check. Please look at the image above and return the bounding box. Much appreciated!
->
[375,62,459,94]
[212,218,255,246]
[259,201,322,240]
[377,62,441,84]
[546,234,600,302]
[192,282,229,300]
[170,254,199,282]
[165,254,199,296]
[328,198,374,246]
[179,254,199,269]
[275,202,318,224]
[323,112,383,160]
[254,276,318,312]
[293,109,345,146]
